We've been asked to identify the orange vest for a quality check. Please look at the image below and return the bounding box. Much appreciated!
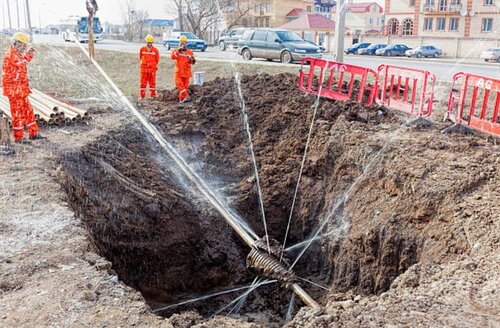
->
[171,48,194,78]
[2,46,34,98]
[139,46,160,72]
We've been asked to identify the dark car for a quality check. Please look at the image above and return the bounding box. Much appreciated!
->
[344,42,371,54]
[162,32,208,51]
[405,45,443,58]
[218,28,247,50]
[358,43,387,55]
[237,28,322,63]
[375,44,411,56]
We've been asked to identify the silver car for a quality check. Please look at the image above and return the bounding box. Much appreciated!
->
[237,28,322,63]
[405,45,442,58]
[480,48,500,62]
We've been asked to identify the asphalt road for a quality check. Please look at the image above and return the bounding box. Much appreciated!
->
[33,34,499,82]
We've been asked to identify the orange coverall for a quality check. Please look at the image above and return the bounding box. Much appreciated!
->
[171,48,195,101]
[2,46,38,141]
[139,45,160,98]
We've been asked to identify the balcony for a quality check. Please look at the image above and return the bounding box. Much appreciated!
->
[422,4,462,14]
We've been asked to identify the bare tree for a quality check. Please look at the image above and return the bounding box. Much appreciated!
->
[132,9,149,42]
[120,0,136,42]
[169,0,251,39]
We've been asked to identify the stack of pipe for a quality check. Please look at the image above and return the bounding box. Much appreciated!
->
[0,88,89,126]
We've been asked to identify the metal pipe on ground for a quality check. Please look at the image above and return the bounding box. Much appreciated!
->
[32,89,87,117]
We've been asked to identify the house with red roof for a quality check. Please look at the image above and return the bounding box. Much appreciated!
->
[332,2,384,38]
[280,10,337,51]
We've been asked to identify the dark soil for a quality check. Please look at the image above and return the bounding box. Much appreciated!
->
[60,73,499,326]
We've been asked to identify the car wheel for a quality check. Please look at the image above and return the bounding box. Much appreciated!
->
[219,41,226,51]
[484,59,489,62]
[386,51,392,56]
[416,53,422,58]
[242,48,252,60]
[496,57,500,63]
[266,58,273,62]
[281,51,292,63]
[433,53,437,58]
[201,48,206,52]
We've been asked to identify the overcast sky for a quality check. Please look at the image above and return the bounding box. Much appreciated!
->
[1,0,171,29]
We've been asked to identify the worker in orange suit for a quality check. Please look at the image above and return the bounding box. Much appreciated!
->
[171,35,196,103]
[139,35,160,99]
[2,32,45,143]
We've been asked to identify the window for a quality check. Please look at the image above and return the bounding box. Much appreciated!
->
[402,18,414,35]
[484,0,493,5]
[425,0,435,5]
[451,0,460,4]
[438,0,447,10]
[449,18,459,30]
[482,18,493,31]
[265,3,271,13]
[424,18,433,30]
[387,18,399,34]
[265,17,270,27]
[266,31,278,42]
[369,18,373,25]
[254,4,258,14]
[307,6,312,12]
[409,0,416,6]
[371,4,378,12]
[437,17,446,30]
[253,30,267,40]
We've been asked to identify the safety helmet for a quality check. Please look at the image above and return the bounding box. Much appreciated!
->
[12,32,29,44]
[145,35,154,43]
[179,35,188,43]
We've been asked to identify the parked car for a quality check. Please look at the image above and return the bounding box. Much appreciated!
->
[405,45,442,58]
[358,43,387,55]
[376,44,411,56]
[218,28,247,50]
[344,42,371,55]
[163,32,208,51]
[480,48,500,62]
[237,28,322,63]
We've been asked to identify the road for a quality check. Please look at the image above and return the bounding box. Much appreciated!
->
[33,35,499,82]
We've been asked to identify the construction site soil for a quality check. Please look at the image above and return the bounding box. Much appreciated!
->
[55,73,500,327]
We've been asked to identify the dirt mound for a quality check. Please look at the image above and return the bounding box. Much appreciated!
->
[61,72,499,325]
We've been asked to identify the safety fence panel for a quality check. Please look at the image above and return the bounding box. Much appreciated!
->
[376,65,436,117]
[447,72,500,137]
[299,58,378,106]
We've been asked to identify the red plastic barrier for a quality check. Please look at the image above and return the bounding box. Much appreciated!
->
[447,72,500,137]
[299,58,377,106]
[376,65,436,117]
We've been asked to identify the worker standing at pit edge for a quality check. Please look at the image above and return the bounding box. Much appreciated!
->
[2,32,45,143]
[139,35,160,99]
[171,35,196,103]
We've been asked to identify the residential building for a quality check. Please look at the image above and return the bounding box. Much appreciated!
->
[332,2,384,37]
[281,10,336,47]
[315,0,336,19]
[242,0,315,28]
[384,0,499,38]
[144,19,174,38]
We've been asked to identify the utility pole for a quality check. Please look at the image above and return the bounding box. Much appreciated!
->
[6,0,11,32]
[86,0,98,59]
[333,0,347,62]
[24,0,31,37]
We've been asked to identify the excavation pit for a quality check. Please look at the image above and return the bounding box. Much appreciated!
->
[60,73,499,326]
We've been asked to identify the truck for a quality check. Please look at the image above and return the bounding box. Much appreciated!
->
[59,15,103,43]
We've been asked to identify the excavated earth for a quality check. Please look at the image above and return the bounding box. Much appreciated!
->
[60,73,499,327]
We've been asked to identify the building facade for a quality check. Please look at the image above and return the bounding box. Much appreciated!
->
[384,0,499,38]
[314,0,336,19]
[333,2,384,36]
[242,0,315,28]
